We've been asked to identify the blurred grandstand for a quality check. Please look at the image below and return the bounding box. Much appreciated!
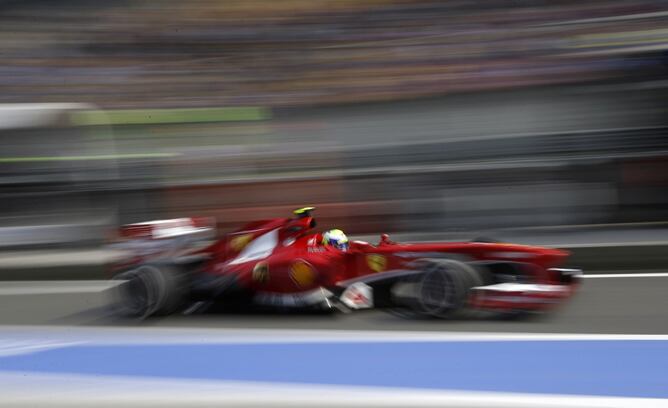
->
[1,0,668,107]
[0,0,667,246]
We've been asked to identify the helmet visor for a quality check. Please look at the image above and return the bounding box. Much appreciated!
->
[334,241,349,251]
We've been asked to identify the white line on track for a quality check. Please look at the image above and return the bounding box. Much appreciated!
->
[3,325,668,344]
[0,340,82,357]
[0,281,121,295]
[582,272,668,279]
[551,241,668,248]
[1,371,668,408]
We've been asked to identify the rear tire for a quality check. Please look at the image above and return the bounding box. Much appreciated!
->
[112,263,188,318]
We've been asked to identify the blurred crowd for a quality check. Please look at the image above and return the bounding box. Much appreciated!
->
[1,0,668,246]
[1,0,667,108]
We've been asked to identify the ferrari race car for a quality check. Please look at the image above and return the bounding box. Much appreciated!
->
[110,207,582,319]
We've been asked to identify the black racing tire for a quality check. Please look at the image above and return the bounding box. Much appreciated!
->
[112,263,188,318]
[404,259,484,319]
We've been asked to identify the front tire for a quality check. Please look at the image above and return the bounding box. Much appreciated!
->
[393,259,484,319]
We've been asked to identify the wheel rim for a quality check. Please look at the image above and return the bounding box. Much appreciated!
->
[419,267,456,314]
[125,276,149,312]
[115,270,153,317]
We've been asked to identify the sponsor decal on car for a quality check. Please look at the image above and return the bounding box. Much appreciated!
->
[290,259,316,287]
[341,282,373,309]
[366,254,386,273]
[252,262,269,284]
[230,233,253,251]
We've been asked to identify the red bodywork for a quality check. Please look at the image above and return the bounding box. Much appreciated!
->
[115,213,580,313]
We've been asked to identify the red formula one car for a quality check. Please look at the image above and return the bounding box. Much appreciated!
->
[110,207,582,319]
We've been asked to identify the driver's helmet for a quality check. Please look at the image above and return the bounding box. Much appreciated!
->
[322,229,349,251]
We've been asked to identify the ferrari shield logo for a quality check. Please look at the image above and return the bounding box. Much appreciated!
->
[252,262,269,284]
[290,260,316,287]
[366,254,386,273]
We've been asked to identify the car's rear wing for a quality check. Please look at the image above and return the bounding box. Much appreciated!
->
[119,217,215,241]
[109,218,216,271]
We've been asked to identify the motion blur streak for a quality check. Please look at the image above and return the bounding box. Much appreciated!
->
[0,0,667,245]
[1,1,668,407]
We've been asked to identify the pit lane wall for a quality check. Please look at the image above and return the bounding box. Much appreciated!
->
[3,83,668,249]
[1,84,667,277]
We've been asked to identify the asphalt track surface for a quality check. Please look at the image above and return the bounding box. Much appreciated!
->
[1,273,667,334]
